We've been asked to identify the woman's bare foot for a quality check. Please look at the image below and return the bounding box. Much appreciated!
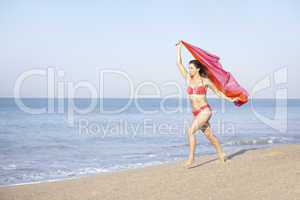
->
[217,152,226,163]
[184,159,194,167]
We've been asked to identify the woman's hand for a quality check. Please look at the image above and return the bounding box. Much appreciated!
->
[176,40,182,47]
[230,97,240,103]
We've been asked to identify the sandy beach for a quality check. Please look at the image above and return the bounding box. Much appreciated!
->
[0,144,299,200]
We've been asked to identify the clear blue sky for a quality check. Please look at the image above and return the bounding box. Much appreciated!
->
[1,0,299,98]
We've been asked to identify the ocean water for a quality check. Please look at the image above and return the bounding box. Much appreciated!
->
[0,98,299,186]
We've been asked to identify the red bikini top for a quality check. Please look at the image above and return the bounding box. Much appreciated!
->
[187,78,207,95]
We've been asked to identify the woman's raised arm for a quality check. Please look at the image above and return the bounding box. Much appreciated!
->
[176,41,188,79]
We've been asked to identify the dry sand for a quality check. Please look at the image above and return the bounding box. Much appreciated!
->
[0,144,299,200]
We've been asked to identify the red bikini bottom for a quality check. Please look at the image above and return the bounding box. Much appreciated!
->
[192,104,211,117]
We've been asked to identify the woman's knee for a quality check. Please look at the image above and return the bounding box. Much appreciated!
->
[204,132,213,139]
[203,126,213,138]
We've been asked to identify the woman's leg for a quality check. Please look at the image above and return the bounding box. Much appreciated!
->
[201,122,225,163]
[185,108,212,166]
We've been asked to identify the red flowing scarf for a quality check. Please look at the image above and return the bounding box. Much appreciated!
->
[181,40,248,106]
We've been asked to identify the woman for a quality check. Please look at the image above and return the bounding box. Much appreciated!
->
[176,41,237,167]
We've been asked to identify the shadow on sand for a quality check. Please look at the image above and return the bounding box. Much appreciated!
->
[188,147,259,169]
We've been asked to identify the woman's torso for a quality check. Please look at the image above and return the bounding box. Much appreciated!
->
[186,76,209,110]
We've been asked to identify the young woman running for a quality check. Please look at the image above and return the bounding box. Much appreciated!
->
[176,41,237,167]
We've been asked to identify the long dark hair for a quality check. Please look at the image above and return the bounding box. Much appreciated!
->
[189,60,208,77]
